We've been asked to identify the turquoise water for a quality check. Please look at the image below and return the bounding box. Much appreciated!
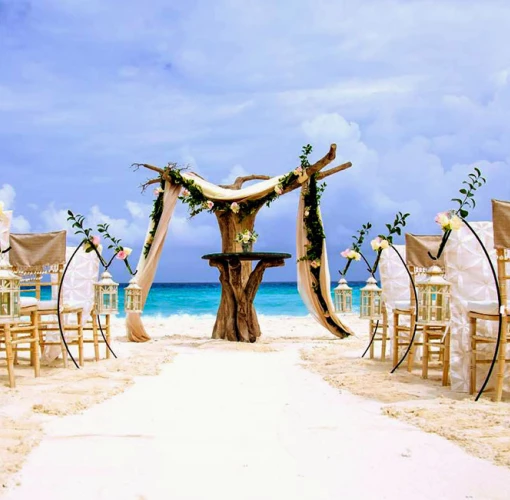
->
[38,281,364,317]
[118,282,365,317]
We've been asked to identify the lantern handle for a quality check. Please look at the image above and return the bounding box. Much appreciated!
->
[56,242,84,369]
[389,244,419,374]
[361,319,380,358]
[457,218,503,401]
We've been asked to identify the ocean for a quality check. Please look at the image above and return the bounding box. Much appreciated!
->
[117,281,365,317]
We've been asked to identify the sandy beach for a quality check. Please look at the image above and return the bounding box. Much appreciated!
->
[1,315,510,499]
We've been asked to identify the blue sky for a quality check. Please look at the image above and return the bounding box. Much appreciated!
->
[1,0,510,282]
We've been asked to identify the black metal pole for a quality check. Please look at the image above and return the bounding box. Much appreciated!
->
[390,244,419,373]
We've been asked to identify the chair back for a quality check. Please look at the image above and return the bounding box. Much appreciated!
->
[492,199,510,306]
[444,221,497,392]
[9,231,67,300]
[0,210,12,253]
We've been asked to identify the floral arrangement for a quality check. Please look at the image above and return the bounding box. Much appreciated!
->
[235,229,258,244]
[435,211,462,231]
[339,223,372,277]
[67,210,136,275]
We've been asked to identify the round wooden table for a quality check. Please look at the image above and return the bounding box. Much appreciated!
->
[202,252,291,343]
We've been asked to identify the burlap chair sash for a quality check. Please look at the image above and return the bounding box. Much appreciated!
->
[9,230,66,274]
[405,233,444,269]
[492,199,510,249]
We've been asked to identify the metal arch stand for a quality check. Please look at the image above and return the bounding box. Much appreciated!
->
[389,244,419,373]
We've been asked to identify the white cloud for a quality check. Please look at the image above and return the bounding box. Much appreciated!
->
[0,183,31,233]
[0,184,16,208]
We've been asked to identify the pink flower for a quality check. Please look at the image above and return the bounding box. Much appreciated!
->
[153,187,164,196]
[182,189,190,197]
[293,166,303,175]
[207,200,214,210]
[116,250,127,260]
[310,259,321,268]
[340,248,351,258]
[274,185,283,195]
[230,202,240,213]
[91,235,100,246]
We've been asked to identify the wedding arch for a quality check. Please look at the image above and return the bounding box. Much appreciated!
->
[126,144,354,343]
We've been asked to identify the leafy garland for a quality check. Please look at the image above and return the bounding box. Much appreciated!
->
[143,179,165,258]
[143,145,312,257]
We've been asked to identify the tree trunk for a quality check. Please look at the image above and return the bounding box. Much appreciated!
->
[212,207,263,340]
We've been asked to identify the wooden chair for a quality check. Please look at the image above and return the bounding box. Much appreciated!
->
[468,199,510,401]
[368,305,388,360]
[0,303,40,388]
[9,231,84,367]
[393,234,450,382]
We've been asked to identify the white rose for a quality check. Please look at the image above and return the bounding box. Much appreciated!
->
[450,215,462,230]
[123,247,133,256]
[380,239,389,250]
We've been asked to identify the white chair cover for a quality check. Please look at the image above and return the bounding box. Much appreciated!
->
[444,221,499,392]
[44,246,100,363]
[379,245,410,357]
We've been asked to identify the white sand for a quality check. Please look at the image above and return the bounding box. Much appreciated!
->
[2,315,510,499]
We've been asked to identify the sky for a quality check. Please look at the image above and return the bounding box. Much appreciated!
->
[1,0,510,282]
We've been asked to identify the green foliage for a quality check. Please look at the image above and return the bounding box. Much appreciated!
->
[451,167,486,219]
[143,179,165,258]
[378,211,410,244]
[340,222,372,277]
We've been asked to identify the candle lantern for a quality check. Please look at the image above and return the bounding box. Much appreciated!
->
[94,271,119,315]
[124,277,143,313]
[417,265,450,324]
[359,276,382,319]
[334,278,352,313]
[0,259,21,324]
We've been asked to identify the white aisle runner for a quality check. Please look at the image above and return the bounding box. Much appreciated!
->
[6,347,510,500]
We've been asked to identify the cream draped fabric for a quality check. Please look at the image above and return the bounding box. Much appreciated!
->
[126,173,349,341]
[296,185,353,338]
[126,183,182,342]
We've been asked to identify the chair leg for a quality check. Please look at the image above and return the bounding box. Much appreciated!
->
[494,316,507,402]
[32,310,40,378]
[105,314,111,360]
[77,311,84,367]
[93,314,100,362]
[422,327,429,380]
[4,325,15,388]
[381,312,387,362]
[407,315,416,373]
[392,312,399,368]
[442,327,450,387]
[469,316,477,395]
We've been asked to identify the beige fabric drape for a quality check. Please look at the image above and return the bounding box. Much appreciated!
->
[405,234,444,268]
[126,184,182,342]
[492,199,510,249]
[10,230,66,273]
[296,186,353,338]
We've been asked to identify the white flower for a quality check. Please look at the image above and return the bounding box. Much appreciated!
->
[370,238,381,251]
[310,259,321,268]
[274,185,283,195]
[182,189,190,197]
[347,250,361,261]
[206,200,214,210]
[293,166,303,176]
[123,247,133,256]
[242,233,251,243]
[230,202,240,213]
[450,215,462,230]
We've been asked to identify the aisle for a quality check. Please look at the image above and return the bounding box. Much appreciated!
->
[5,346,510,499]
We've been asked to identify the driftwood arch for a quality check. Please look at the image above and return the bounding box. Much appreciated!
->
[127,144,353,342]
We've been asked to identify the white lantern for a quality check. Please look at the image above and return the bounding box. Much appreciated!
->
[0,258,21,324]
[124,277,142,313]
[94,271,119,315]
[360,276,382,319]
[334,278,352,313]
[417,265,450,324]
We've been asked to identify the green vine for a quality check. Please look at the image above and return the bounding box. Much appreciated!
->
[143,179,165,258]
[452,167,486,219]
[339,222,372,277]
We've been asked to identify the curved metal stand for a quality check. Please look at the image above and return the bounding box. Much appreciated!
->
[56,243,83,369]
[458,219,503,401]
[361,319,380,358]
[96,313,117,359]
[390,244,419,373]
